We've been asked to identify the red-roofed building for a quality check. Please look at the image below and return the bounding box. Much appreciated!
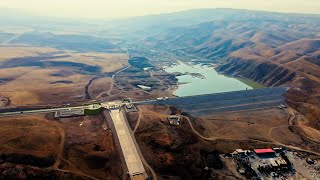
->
[254,148,275,156]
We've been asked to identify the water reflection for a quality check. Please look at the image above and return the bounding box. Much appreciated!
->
[165,61,255,97]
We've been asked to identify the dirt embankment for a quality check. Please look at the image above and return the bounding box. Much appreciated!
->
[216,57,320,127]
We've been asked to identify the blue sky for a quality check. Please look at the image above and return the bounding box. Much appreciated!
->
[0,0,319,18]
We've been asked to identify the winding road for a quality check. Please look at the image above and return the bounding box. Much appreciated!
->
[95,65,132,99]
[107,65,131,96]
[132,110,157,180]
[181,115,320,156]
[0,32,26,45]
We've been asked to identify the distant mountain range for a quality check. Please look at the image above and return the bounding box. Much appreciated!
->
[135,9,320,84]
[1,8,320,124]
[104,8,320,35]
[111,9,320,123]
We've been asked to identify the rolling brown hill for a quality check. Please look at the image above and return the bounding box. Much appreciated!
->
[279,39,320,54]
[142,10,320,128]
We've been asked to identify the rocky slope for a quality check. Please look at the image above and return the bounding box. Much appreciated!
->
[140,9,320,127]
[216,38,320,125]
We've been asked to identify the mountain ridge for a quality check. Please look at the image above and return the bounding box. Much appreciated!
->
[137,9,320,124]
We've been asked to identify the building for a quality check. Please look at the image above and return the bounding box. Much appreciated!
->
[55,109,84,118]
[238,168,246,174]
[273,147,283,153]
[275,158,288,168]
[236,149,245,154]
[271,160,279,168]
[125,103,138,112]
[254,148,276,156]
[168,115,181,126]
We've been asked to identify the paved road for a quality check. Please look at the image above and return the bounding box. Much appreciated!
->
[0,32,26,45]
[95,65,131,98]
[0,107,67,117]
[0,104,101,117]
[108,65,132,95]
[0,87,286,117]
[109,109,146,179]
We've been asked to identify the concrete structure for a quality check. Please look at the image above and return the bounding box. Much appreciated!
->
[238,168,246,174]
[235,149,246,155]
[101,101,122,109]
[87,104,102,110]
[0,102,103,117]
[276,158,288,167]
[273,147,283,153]
[139,87,287,116]
[168,115,181,126]
[109,109,147,179]
[55,109,84,118]
[125,103,138,113]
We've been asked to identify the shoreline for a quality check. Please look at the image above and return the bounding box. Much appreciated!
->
[164,60,265,97]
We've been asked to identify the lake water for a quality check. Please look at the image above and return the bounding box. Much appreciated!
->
[165,62,261,97]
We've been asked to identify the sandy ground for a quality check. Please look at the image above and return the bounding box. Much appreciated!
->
[286,151,320,180]
[201,109,296,142]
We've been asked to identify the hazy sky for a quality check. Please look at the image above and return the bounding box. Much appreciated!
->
[0,0,319,19]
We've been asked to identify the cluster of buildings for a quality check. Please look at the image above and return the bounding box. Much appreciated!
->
[231,148,294,179]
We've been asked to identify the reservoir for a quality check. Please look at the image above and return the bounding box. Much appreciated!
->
[165,62,263,97]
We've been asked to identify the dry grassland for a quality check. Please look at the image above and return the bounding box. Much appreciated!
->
[0,46,128,106]
[0,114,62,157]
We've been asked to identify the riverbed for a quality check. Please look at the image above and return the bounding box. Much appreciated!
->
[165,62,262,97]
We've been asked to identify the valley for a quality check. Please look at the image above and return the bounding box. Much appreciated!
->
[0,8,319,180]
[135,12,320,126]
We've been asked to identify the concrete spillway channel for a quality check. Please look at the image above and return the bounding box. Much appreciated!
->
[103,108,147,180]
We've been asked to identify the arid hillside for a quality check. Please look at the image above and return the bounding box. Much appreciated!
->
[126,104,320,179]
[142,11,320,128]
[0,113,122,179]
